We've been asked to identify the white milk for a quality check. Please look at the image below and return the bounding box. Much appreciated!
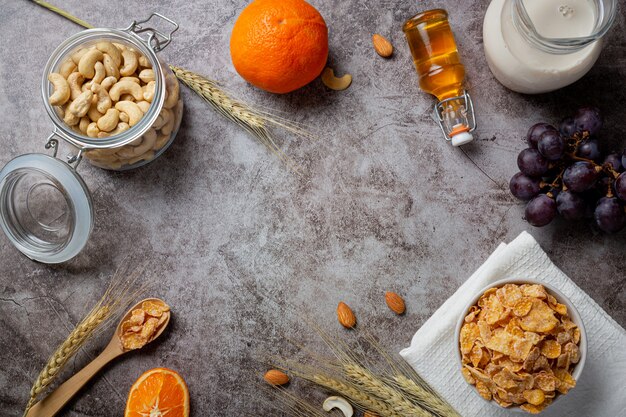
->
[483,0,602,94]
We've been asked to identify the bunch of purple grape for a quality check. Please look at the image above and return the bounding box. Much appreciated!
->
[510,107,626,233]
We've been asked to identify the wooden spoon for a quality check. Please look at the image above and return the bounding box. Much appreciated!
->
[25,298,170,417]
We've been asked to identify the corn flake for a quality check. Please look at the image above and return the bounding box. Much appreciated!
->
[120,300,170,351]
[513,297,533,317]
[540,340,561,359]
[459,283,580,414]
[534,372,556,392]
[460,322,480,355]
[519,300,558,333]
[475,381,492,401]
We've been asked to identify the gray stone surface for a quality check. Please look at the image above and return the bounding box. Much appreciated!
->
[0,0,625,416]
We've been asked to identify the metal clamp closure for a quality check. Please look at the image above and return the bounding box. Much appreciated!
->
[433,91,476,142]
[45,131,84,170]
[124,13,179,53]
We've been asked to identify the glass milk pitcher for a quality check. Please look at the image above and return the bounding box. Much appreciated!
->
[483,0,617,94]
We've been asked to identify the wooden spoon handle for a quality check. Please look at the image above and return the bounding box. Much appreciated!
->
[25,342,123,417]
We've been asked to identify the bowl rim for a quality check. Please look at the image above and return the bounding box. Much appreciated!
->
[453,277,587,413]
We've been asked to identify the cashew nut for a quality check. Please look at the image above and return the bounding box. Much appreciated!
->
[115,101,143,126]
[90,83,112,114]
[109,80,143,101]
[63,104,80,126]
[154,133,171,151]
[112,42,127,51]
[116,145,137,159]
[132,128,157,156]
[70,48,89,64]
[87,148,118,158]
[87,104,104,123]
[136,101,151,113]
[119,111,130,123]
[120,49,138,76]
[163,77,180,109]
[48,73,70,106]
[321,67,352,91]
[161,113,176,136]
[68,90,93,118]
[101,76,118,91]
[322,396,353,417]
[92,61,106,84]
[86,122,100,138]
[138,55,150,68]
[127,151,154,166]
[98,122,129,138]
[119,76,140,84]
[67,72,85,100]
[59,60,77,79]
[103,53,120,79]
[155,108,172,130]
[78,49,104,79]
[95,42,122,67]
[119,93,135,102]
[97,108,120,132]
[79,117,90,134]
[138,68,155,83]
[143,81,156,102]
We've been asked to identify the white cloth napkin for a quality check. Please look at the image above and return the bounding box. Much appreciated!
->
[400,231,626,417]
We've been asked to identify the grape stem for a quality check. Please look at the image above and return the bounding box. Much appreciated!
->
[606,177,614,198]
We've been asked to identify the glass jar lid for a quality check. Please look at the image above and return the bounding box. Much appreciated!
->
[0,154,93,263]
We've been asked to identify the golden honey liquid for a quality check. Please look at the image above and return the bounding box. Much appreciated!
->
[403,9,465,101]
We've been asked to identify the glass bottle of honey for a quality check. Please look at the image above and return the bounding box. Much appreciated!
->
[403,9,476,146]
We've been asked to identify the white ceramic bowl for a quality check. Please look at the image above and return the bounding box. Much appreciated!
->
[454,278,587,413]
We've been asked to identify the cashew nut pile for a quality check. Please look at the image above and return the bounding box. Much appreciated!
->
[48,40,183,170]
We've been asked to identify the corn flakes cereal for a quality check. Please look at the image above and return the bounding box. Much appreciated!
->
[460,322,480,355]
[523,389,545,406]
[540,340,561,359]
[513,297,534,317]
[142,300,170,318]
[459,283,580,414]
[534,372,556,392]
[120,300,170,350]
[519,300,559,333]
[476,381,492,401]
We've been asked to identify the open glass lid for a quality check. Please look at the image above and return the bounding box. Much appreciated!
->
[0,153,93,263]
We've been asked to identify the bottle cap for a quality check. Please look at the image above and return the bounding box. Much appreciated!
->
[451,131,473,146]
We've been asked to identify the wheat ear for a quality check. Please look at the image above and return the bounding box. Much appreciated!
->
[23,265,146,415]
[23,304,109,413]
[310,373,404,417]
[343,363,434,417]
[31,1,311,173]
[392,375,462,417]
[169,66,306,172]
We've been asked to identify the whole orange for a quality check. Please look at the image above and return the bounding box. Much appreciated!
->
[230,0,328,94]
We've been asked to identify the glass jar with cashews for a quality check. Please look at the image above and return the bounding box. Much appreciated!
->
[0,14,183,264]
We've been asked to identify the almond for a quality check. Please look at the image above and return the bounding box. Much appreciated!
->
[372,34,393,58]
[364,412,380,417]
[385,291,405,315]
[337,302,356,328]
[264,369,289,386]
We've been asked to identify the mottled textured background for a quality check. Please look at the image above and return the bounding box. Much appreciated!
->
[0,0,625,416]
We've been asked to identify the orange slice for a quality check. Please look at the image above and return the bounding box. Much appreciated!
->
[125,368,189,417]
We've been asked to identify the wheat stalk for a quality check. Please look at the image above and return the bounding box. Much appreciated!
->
[310,373,404,417]
[343,363,433,417]
[22,265,146,415]
[392,375,462,417]
[169,66,307,173]
[31,0,313,173]
[261,385,328,417]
